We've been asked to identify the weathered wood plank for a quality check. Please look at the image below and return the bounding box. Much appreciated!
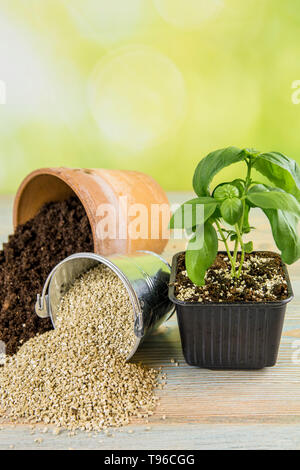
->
[1,423,300,450]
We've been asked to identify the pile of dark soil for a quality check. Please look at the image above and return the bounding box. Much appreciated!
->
[0,197,93,356]
[174,252,289,303]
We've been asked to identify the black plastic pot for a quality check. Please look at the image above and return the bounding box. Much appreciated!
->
[169,251,294,369]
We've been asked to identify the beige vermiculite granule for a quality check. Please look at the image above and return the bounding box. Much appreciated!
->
[0,265,159,431]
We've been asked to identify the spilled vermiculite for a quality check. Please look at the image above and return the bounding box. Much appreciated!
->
[0,265,159,431]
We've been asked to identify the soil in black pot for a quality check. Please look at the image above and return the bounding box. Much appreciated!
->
[0,197,93,356]
[174,252,289,303]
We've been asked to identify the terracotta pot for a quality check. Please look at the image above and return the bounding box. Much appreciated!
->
[13,168,170,255]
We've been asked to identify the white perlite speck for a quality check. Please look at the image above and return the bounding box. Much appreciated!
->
[0,265,159,431]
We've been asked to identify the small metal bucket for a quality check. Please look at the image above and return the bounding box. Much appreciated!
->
[35,251,175,360]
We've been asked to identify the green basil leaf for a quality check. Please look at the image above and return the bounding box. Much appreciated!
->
[214,184,240,201]
[193,147,245,197]
[220,198,243,225]
[231,179,245,197]
[244,241,253,253]
[247,185,300,217]
[209,205,222,222]
[213,181,244,199]
[263,209,300,264]
[186,222,218,286]
[169,197,217,229]
[253,152,300,201]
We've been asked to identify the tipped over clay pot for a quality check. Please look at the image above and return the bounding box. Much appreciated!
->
[13,168,170,255]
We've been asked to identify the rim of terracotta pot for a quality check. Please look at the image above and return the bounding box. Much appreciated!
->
[14,167,92,222]
[13,167,169,255]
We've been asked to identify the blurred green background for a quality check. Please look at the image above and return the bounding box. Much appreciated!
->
[0,0,300,194]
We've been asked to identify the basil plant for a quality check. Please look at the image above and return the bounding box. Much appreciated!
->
[170,147,300,286]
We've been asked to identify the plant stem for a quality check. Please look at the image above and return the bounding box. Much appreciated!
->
[235,223,245,278]
[215,220,234,266]
[237,245,245,278]
[245,159,252,189]
[235,159,252,277]
[215,157,253,279]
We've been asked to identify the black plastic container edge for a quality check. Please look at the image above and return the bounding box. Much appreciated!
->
[169,251,294,369]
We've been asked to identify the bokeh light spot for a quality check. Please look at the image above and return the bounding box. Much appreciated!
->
[153,0,224,30]
[88,46,186,151]
[64,0,148,46]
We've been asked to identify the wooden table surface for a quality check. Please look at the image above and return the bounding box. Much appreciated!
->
[1,193,300,450]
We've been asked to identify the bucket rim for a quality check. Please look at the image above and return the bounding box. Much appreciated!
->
[40,252,144,360]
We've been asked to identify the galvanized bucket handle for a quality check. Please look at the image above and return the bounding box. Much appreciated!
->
[35,259,66,319]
